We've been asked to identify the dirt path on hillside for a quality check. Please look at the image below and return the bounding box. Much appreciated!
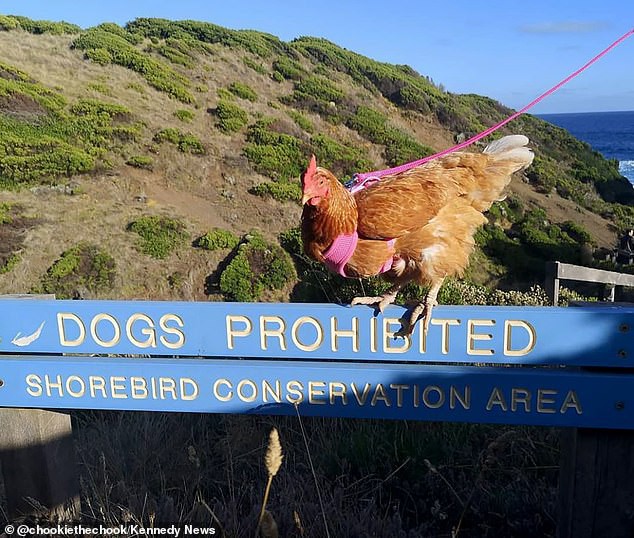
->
[142,182,228,230]
[135,170,301,236]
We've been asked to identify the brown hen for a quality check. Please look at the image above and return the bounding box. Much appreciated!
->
[300,135,534,334]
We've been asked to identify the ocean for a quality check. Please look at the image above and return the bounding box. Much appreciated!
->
[538,110,634,185]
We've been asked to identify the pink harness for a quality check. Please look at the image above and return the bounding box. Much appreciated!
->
[323,230,395,277]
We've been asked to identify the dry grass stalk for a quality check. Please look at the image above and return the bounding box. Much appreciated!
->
[255,428,284,538]
[265,428,284,477]
[293,510,305,536]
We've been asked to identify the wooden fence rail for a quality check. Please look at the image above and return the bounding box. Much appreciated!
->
[545,260,634,304]
[1,297,634,536]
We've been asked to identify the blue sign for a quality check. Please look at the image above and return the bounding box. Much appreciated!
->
[0,299,632,366]
[0,354,632,429]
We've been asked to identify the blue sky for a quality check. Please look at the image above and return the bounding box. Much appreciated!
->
[2,0,633,113]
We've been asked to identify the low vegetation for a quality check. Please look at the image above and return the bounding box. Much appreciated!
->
[475,202,595,285]
[249,180,301,203]
[72,26,195,103]
[0,64,138,187]
[214,99,249,133]
[125,155,153,169]
[38,242,116,298]
[219,231,296,301]
[347,106,434,166]
[153,128,205,154]
[272,56,305,81]
[195,228,239,251]
[0,15,81,35]
[125,17,294,58]
[287,110,313,132]
[173,108,195,122]
[227,81,257,102]
[127,215,189,259]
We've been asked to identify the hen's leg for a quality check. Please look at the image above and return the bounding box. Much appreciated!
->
[406,278,445,335]
[351,284,401,313]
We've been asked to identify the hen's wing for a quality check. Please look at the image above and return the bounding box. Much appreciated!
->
[344,239,396,279]
[355,135,533,240]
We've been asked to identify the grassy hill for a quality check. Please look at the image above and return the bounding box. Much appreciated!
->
[0,15,632,303]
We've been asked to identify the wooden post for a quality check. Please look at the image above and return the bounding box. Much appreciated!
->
[0,408,80,520]
[558,428,634,537]
[0,294,79,521]
[545,261,560,305]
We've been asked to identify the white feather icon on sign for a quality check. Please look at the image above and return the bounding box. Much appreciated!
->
[11,321,45,347]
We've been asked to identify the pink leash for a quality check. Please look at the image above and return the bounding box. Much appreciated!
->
[353,28,634,185]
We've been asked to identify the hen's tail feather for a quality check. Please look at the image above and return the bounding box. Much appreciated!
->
[483,134,530,155]
[470,135,534,211]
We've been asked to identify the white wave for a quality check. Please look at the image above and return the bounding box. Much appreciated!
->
[620,160,634,186]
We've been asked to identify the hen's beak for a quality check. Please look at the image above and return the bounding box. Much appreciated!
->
[301,192,312,205]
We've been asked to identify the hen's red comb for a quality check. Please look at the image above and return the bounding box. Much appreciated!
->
[302,154,317,186]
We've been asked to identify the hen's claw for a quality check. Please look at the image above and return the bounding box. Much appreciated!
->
[407,298,438,335]
[397,279,445,336]
[351,292,396,313]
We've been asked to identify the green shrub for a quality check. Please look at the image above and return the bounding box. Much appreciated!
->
[291,37,441,107]
[243,57,268,75]
[561,221,593,244]
[73,28,195,103]
[219,231,296,301]
[383,132,432,167]
[153,127,181,145]
[244,118,372,182]
[347,106,434,166]
[126,155,153,170]
[153,128,205,154]
[216,88,234,101]
[5,15,81,35]
[0,88,137,188]
[250,180,301,203]
[93,22,143,45]
[39,242,116,299]
[227,82,257,102]
[215,100,249,133]
[126,18,293,58]
[174,109,195,122]
[195,228,239,250]
[0,15,19,31]
[294,76,344,103]
[272,56,305,81]
[287,110,313,133]
[149,39,196,68]
[243,119,304,179]
[0,202,11,224]
[278,227,303,255]
[311,133,372,178]
[0,253,19,275]
[85,48,113,65]
[127,215,189,259]
[178,133,205,154]
[526,156,559,194]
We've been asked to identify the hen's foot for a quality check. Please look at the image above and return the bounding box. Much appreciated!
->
[397,278,445,336]
[351,290,398,313]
